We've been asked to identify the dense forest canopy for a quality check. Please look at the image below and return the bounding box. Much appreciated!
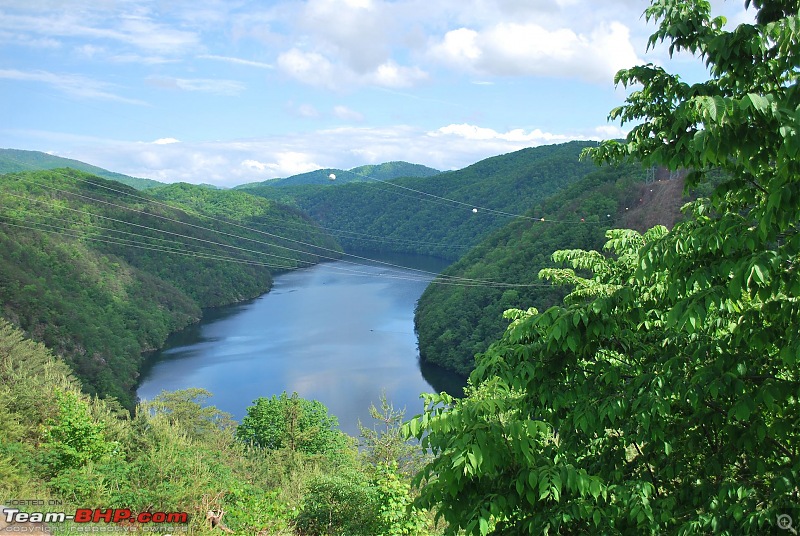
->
[245,141,601,259]
[406,0,800,533]
[0,169,340,407]
[414,162,658,375]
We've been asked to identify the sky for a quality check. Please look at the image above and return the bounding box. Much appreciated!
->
[1,0,752,188]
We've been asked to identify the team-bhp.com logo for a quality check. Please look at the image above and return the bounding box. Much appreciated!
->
[2,505,189,533]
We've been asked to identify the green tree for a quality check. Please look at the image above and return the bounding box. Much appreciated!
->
[294,469,383,536]
[236,391,349,456]
[358,393,426,477]
[405,1,800,534]
[138,388,235,440]
[40,390,117,474]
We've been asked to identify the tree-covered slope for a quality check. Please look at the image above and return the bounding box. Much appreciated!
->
[408,2,800,531]
[236,161,439,190]
[247,141,602,259]
[348,161,440,181]
[0,148,163,189]
[0,169,340,407]
[415,162,688,375]
[0,319,435,535]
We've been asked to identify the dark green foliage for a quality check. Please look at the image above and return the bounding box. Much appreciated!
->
[223,487,294,534]
[415,163,642,374]
[244,142,600,259]
[0,169,340,407]
[236,391,350,456]
[294,464,430,536]
[0,148,162,189]
[405,1,800,533]
[294,470,383,535]
[40,390,117,475]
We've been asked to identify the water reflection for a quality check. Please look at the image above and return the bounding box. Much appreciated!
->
[137,254,466,436]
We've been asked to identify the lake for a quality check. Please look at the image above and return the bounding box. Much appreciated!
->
[136,253,466,436]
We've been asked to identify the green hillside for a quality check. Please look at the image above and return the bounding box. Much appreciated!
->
[0,170,340,407]
[0,319,434,534]
[247,167,347,187]
[0,148,163,189]
[414,162,688,375]
[245,141,601,259]
[236,160,439,189]
[348,161,440,181]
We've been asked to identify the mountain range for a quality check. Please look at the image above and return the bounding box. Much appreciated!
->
[0,143,686,400]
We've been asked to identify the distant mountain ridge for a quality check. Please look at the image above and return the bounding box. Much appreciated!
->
[242,141,602,259]
[236,161,440,189]
[0,148,163,190]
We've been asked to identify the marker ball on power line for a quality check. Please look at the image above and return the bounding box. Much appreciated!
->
[540,218,545,222]
[328,173,336,180]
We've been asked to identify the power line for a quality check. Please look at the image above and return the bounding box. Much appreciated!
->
[1,177,554,288]
[2,155,629,287]
[3,190,318,266]
[3,169,537,286]
[0,216,546,288]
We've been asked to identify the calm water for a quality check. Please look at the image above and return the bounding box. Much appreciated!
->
[137,254,466,436]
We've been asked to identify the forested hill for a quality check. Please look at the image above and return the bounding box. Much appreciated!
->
[236,160,440,189]
[415,163,688,375]
[348,161,441,181]
[0,169,341,407]
[0,148,163,189]
[245,141,601,259]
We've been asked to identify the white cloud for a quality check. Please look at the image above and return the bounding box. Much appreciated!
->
[108,53,177,65]
[333,105,364,122]
[25,121,626,187]
[239,152,321,177]
[76,44,104,58]
[0,68,146,105]
[301,0,393,73]
[0,11,200,56]
[299,104,321,118]
[0,31,62,48]
[277,49,337,88]
[146,77,246,96]
[198,54,274,69]
[369,60,428,87]
[430,21,641,84]
[152,138,180,145]
[277,48,426,89]
[264,152,322,176]
[242,159,268,171]
[431,124,573,143]
[593,124,627,138]
[431,28,480,70]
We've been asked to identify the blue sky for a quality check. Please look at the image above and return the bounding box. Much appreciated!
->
[1,0,751,187]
